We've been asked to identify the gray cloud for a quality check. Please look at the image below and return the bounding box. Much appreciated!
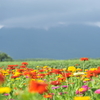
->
[1,0,100,29]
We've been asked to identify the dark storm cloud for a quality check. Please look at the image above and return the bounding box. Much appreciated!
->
[1,0,100,29]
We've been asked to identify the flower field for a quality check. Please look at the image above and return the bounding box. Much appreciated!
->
[0,58,100,100]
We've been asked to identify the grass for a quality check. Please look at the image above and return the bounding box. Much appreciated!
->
[0,59,100,69]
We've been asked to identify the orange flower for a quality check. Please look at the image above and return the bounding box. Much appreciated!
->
[58,77,66,82]
[80,58,89,61]
[29,80,48,94]
[43,94,53,99]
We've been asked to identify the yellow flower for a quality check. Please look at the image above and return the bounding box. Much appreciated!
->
[16,78,20,80]
[37,80,45,83]
[43,66,48,69]
[78,88,85,92]
[56,74,62,78]
[0,87,11,93]
[1,70,8,74]
[36,66,40,68]
[85,69,88,71]
[83,78,90,81]
[74,96,90,100]
[89,68,97,71]
[76,68,82,71]
[31,79,36,81]
[31,70,38,72]
[68,66,76,72]
[14,72,21,76]
[48,68,52,70]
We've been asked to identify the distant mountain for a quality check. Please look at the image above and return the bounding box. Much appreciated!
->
[0,25,100,59]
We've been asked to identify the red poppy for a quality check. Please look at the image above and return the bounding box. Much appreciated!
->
[80,58,89,61]
[29,80,48,94]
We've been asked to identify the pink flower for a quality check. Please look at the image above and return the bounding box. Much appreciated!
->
[94,89,100,94]
[76,85,90,94]
[81,85,90,90]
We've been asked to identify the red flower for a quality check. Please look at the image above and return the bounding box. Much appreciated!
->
[39,69,45,72]
[50,81,61,85]
[22,62,28,65]
[20,66,26,68]
[80,58,89,61]
[11,76,19,78]
[29,80,48,94]
[97,66,100,70]
[62,72,71,78]
[38,74,46,78]
[51,69,62,74]
[7,65,18,70]
[8,65,18,67]
[29,72,38,79]
[17,69,24,73]
[0,73,5,84]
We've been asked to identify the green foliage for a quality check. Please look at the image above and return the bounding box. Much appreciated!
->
[0,52,13,62]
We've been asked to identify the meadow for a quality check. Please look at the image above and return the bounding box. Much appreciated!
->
[0,58,100,100]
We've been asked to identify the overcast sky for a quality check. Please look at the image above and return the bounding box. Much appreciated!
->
[1,0,100,59]
[1,0,100,30]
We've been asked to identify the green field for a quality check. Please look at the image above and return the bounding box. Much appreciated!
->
[0,59,100,100]
[0,59,100,69]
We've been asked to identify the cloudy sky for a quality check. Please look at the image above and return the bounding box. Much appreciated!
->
[1,0,100,59]
[1,0,100,30]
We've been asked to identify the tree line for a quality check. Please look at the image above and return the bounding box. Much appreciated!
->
[0,52,13,61]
